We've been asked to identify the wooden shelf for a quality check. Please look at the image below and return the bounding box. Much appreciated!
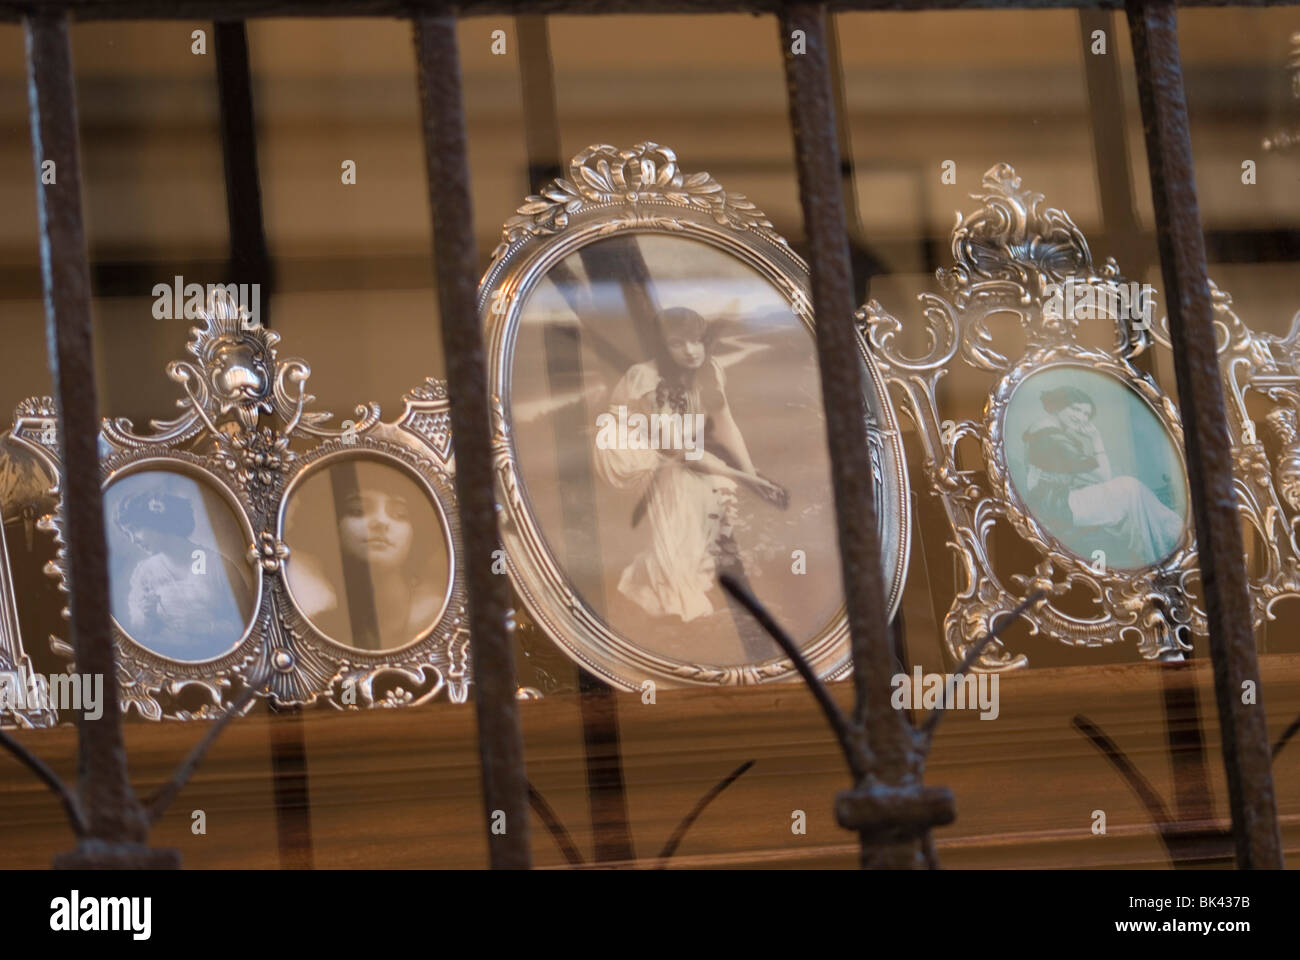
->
[3,654,1299,868]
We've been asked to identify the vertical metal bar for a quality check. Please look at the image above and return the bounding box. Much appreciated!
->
[1126,0,1283,869]
[215,20,273,320]
[825,15,885,310]
[413,15,531,869]
[779,5,919,869]
[24,10,156,861]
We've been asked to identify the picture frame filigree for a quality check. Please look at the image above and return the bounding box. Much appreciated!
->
[482,142,911,690]
[860,163,1204,671]
[1177,281,1300,624]
[0,402,59,728]
[10,294,469,719]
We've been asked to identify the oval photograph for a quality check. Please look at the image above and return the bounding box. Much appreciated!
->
[104,469,256,662]
[283,457,451,652]
[508,232,873,669]
[1004,365,1190,570]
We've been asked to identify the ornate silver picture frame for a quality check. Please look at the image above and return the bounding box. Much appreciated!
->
[481,142,910,690]
[861,164,1204,670]
[1,400,63,728]
[9,295,469,719]
[1194,281,1300,625]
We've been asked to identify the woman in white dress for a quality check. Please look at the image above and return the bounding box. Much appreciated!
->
[1022,385,1185,567]
[594,307,787,623]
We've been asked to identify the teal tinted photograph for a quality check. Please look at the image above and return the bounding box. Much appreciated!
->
[1004,365,1190,570]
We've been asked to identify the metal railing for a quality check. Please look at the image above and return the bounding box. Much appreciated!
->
[0,0,1287,870]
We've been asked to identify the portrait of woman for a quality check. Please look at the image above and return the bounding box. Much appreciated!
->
[594,306,788,624]
[284,458,449,652]
[106,473,254,661]
[1011,373,1188,569]
[508,232,864,669]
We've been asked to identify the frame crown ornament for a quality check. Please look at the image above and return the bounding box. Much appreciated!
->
[861,163,1203,671]
[496,141,786,256]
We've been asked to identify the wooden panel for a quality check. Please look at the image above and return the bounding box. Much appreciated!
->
[3,654,1298,868]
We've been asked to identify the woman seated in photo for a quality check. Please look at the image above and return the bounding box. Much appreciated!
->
[1021,385,1184,568]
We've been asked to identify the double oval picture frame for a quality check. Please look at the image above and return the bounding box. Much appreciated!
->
[7,300,469,720]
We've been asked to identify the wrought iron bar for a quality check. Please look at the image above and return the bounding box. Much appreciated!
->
[413,14,531,869]
[24,10,177,868]
[3,0,1297,29]
[1126,0,1283,869]
[779,4,930,869]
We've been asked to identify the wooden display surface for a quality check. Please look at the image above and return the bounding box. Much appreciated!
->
[3,655,1299,869]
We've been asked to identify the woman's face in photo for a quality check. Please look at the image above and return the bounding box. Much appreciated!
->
[338,490,413,569]
[1059,401,1094,431]
[666,333,706,370]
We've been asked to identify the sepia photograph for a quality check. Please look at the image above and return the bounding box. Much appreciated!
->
[282,457,450,652]
[1004,365,1190,570]
[508,232,852,668]
[104,469,256,662]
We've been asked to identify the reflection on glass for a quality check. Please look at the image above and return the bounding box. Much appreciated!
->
[106,471,255,661]
[284,459,448,651]
[512,233,845,667]
[1007,367,1189,569]
[595,306,789,624]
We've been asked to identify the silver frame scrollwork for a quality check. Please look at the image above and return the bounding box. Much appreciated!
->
[1174,281,1300,625]
[0,398,60,728]
[480,142,911,690]
[860,163,1204,671]
[14,295,469,718]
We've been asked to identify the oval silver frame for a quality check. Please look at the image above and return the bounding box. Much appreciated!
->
[480,142,910,690]
[97,450,264,714]
[274,432,470,707]
[860,162,1206,670]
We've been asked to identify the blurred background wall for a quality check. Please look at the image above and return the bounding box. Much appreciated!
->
[0,9,1295,670]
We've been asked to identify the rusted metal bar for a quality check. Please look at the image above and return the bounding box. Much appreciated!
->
[1126,0,1283,869]
[24,10,175,867]
[779,4,926,869]
[413,15,531,869]
[3,0,1297,29]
